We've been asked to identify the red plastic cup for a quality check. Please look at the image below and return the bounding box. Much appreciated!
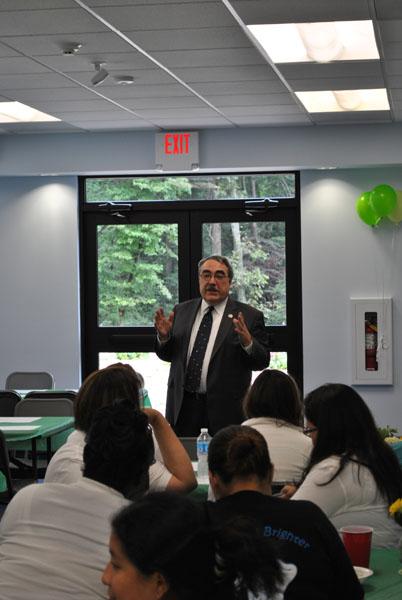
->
[340,526,373,567]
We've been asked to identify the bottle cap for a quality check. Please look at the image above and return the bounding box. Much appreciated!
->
[200,428,208,433]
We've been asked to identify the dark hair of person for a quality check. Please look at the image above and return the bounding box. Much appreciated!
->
[303,383,402,505]
[74,363,142,432]
[112,491,283,600]
[208,425,272,485]
[83,399,154,499]
[198,255,234,282]
[243,369,303,426]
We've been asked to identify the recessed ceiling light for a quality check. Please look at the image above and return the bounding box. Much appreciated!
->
[295,89,389,112]
[0,101,60,123]
[247,20,379,63]
[114,75,135,85]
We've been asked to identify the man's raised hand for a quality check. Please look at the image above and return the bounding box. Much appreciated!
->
[154,307,174,341]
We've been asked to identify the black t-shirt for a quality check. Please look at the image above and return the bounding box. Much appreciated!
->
[207,491,363,600]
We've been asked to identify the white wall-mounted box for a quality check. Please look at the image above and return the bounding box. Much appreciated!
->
[351,298,393,385]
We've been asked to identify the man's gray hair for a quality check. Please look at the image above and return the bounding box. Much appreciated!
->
[198,255,234,282]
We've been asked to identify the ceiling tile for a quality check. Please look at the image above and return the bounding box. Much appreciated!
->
[206,93,296,106]
[290,76,385,92]
[279,61,383,80]
[0,8,108,36]
[95,2,235,31]
[377,20,402,42]
[0,72,79,89]
[133,107,223,118]
[175,65,279,83]
[102,84,194,99]
[192,81,288,94]
[0,56,52,74]
[123,27,252,52]
[153,48,265,69]
[220,104,304,116]
[153,117,233,128]
[311,111,392,124]
[374,0,402,20]
[382,42,402,60]
[232,114,311,126]
[230,0,370,24]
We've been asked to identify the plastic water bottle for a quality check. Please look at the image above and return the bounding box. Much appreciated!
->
[197,428,212,484]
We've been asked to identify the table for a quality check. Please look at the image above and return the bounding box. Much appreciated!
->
[364,548,402,599]
[0,416,74,481]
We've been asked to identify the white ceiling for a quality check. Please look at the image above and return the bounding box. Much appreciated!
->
[0,0,400,134]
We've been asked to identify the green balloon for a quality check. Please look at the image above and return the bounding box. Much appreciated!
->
[369,184,397,217]
[356,192,381,226]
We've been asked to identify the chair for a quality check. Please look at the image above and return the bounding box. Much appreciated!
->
[14,397,74,417]
[25,390,77,402]
[5,371,54,391]
[0,390,22,416]
[179,437,198,461]
[0,431,15,502]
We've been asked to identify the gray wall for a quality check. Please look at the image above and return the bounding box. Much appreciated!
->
[0,123,401,429]
[0,177,80,389]
[301,168,402,430]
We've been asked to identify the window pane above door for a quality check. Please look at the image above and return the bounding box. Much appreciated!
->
[85,173,295,202]
[202,221,286,326]
[97,223,179,327]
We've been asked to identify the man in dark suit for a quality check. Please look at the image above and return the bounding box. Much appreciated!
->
[154,255,270,435]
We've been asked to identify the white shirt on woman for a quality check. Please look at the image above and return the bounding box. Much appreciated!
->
[242,417,312,483]
[292,455,401,548]
[0,478,128,600]
[44,429,172,490]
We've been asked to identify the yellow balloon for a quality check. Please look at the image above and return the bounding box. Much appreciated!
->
[388,189,402,223]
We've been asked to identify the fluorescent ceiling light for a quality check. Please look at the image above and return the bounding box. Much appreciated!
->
[247,20,379,63]
[295,89,389,112]
[0,101,60,123]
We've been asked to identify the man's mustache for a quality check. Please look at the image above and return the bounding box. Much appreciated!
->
[206,285,218,291]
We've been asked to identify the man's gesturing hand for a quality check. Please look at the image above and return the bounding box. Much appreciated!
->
[232,311,252,347]
[154,308,174,341]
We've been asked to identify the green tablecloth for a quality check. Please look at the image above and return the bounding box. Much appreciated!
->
[365,548,402,599]
[0,417,74,492]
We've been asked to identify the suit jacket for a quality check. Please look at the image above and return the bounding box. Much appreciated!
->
[156,297,270,433]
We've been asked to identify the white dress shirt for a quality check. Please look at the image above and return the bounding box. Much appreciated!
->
[186,298,228,392]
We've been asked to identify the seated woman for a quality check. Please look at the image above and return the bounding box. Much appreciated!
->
[292,383,402,548]
[207,425,363,600]
[45,363,196,492]
[102,491,296,600]
[242,369,312,485]
[0,401,154,600]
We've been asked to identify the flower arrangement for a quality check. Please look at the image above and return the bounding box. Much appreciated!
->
[389,499,402,526]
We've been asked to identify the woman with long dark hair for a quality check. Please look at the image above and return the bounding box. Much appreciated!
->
[102,491,295,600]
[242,369,311,485]
[292,383,402,547]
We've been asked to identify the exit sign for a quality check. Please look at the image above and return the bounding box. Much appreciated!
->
[155,131,199,171]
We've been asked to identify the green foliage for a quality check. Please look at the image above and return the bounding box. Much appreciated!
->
[269,352,288,371]
[378,425,398,440]
[94,174,290,327]
[116,352,143,360]
[86,174,295,202]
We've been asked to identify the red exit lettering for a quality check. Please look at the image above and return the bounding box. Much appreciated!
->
[164,133,191,155]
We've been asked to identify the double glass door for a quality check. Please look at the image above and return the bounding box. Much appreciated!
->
[81,203,302,414]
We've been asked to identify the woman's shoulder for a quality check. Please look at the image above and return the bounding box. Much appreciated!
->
[308,455,342,477]
[312,455,341,467]
[242,417,304,434]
